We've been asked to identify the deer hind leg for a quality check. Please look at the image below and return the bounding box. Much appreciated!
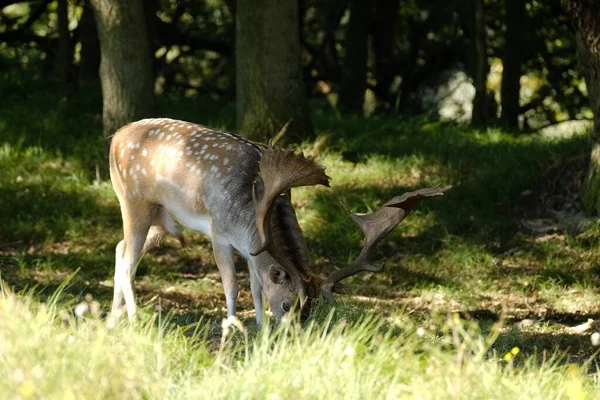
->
[110,239,127,323]
[110,207,184,326]
[111,202,155,322]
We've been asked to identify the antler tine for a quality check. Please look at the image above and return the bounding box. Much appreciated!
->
[320,185,452,299]
[251,145,330,256]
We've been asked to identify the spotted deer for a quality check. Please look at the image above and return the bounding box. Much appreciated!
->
[109,117,451,325]
[108,118,330,326]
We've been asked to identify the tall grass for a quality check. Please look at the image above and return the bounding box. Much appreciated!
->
[0,289,597,399]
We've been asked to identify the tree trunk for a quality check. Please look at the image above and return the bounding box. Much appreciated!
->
[55,0,71,92]
[90,0,155,139]
[78,0,100,87]
[576,32,600,213]
[561,1,600,214]
[471,0,489,125]
[144,0,159,81]
[319,0,349,78]
[372,0,399,109]
[236,0,313,143]
[337,0,370,114]
[500,0,525,129]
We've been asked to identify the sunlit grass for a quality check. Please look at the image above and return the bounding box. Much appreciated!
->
[0,290,598,399]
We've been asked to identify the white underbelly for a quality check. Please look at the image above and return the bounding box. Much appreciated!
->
[155,174,213,237]
[166,202,212,237]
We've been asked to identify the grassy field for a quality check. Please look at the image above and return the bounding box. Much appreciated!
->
[1,74,600,397]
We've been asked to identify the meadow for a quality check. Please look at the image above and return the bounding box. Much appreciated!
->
[1,74,600,398]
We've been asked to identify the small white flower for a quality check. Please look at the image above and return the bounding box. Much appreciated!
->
[343,346,356,357]
[74,302,89,318]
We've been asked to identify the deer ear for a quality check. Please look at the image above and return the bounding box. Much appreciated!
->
[269,265,289,285]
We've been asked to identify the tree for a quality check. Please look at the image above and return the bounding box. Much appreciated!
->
[90,0,155,139]
[55,0,71,93]
[561,0,600,214]
[78,0,100,87]
[372,0,399,111]
[236,0,313,142]
[470,0,490,125]
[338,0,370,114]
[500,0,526,129]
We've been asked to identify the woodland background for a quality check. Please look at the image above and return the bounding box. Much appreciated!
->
[2,1,600,398]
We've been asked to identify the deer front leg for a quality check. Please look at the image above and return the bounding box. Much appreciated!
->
[212,239,238,317]
[248,260,264,326]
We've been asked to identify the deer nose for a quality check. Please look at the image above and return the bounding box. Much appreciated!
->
[282,302,291,313]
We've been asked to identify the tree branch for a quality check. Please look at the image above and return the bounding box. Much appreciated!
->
[155,20,233,56]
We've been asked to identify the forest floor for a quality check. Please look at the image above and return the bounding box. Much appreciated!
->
[1,75,600,398]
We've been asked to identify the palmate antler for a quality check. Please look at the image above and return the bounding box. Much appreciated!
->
[251,145,331,256]
[318,185,452,299]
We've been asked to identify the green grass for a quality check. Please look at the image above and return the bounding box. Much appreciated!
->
[0,290,598,399]
[2,74,600,396]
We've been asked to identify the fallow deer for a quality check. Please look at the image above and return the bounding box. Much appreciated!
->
[108,118,329,326]
[109,117,451,325]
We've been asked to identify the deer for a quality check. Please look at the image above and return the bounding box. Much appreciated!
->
[108,117,451,326]
[108,118,330,326]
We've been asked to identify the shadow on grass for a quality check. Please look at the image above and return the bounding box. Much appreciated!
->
[0,244,233,318]
[493,330,600,367]
[312,116,589,242]
[0,183,121,245]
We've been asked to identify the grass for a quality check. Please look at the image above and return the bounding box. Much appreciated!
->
[1,290,598,399]
[2,73,600,397]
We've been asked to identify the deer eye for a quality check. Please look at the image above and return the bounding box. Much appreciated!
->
[282,302,291,312]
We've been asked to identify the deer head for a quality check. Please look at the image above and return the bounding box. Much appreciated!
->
[248,144,330,321]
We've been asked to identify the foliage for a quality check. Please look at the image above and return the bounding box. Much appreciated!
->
[0,0,591,129]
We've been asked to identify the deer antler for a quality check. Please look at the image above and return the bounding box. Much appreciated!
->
[251,145,330,256]
[319,185,452,299]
